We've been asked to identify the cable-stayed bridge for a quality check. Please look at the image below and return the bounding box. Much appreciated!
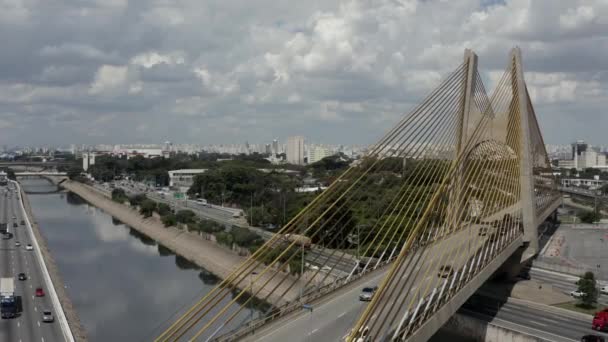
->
[155,47,562,342]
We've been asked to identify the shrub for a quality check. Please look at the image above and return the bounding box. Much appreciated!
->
[161,214,177,227]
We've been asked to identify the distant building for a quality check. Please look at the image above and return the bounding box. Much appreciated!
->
[287,136,305,165]
[557,140,607,170]
[168,169,207,191]
[308,146,333,164]
[265,144,271,154]
[272,139,279,154]
[561,177,606,190]
[82,152,96,171]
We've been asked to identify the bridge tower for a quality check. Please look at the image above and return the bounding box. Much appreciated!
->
[512,47,538,260]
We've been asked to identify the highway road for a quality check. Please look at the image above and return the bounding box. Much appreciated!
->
[460,295,607,342]
[527,267,608,306]
[243,221,517,342]
[0,183,64,342]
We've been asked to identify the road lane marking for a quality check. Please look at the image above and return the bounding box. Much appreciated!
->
[34,306,37,312]
[338,311,346,318]
[42,337,44,342]
[17,321,20,327]
[38,321,40,327]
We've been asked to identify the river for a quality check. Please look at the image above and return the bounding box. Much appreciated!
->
[21,179,263,341]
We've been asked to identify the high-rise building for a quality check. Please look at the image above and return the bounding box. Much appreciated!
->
[287,136,305,165]
[265,144,271,154]
[272,139,279,155]
[308,146,332,164]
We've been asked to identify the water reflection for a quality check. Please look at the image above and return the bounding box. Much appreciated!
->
[66,191,87,205]
[20,178,264,341]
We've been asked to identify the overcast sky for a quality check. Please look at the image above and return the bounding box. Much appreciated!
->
[0,0,606,147]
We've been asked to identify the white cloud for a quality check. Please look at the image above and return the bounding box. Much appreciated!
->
[89,65,128,94]
[0,0,607,146]
[131,51,186,68]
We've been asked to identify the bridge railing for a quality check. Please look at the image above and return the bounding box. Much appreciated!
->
[211,258,395,342]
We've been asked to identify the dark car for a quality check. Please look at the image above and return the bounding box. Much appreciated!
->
[438,265,454,278]
[12,222,17,228]
[20,220,25,225]
[18,273,27,280]
[581,335,605,342]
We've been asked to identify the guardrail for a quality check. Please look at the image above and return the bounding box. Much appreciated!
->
[13,180,75,342]
[211,258,394,342]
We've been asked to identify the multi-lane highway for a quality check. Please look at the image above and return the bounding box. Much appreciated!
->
[527,267,608,305]
[459,295,606,342]
[0,183,64,342]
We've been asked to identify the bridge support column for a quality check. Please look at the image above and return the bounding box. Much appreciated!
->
[512,47,538,262]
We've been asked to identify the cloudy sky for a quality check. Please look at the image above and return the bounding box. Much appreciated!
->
[0,0,606,147]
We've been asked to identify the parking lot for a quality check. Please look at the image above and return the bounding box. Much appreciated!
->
[543,222,608,280]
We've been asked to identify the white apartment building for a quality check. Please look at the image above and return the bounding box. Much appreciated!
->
[168,169,207,191]
[287,136,305,165]
[308,146,333,164]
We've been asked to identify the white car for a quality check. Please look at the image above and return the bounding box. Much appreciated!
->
[601,286,608,295]
[25,244,33,251]
[570,290,585,298]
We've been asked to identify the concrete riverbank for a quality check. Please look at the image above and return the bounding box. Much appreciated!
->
[18,183,88,341]
[60,180,303,306]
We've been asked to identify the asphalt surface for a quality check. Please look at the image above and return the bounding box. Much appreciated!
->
[527,267,608,306]
[459,295,607,342]
[0,183,64,342]
[245,222,519,342]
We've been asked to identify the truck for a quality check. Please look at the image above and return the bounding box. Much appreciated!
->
[592,308,608,331]
[0,223,7,235]
[0,277,16,319]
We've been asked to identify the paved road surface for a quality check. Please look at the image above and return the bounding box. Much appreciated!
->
[460,295,606,342]
[527,267,608,306]
[0,184,64,342]
[244,223,515,342]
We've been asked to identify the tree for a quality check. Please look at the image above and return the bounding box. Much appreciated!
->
[139,199,157,218]
[176,210,197,224]
[111,188,128,203]
[67,166,83,180]
[161,214,177,227]
[578,210,600,224]
[129,194,147,207]
[156,202,171,216]
[577,271,598,307]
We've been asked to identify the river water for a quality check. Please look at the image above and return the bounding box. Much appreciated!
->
[21,179,262,341]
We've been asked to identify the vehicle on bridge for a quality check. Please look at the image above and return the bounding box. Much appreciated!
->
[0,277,17,318]
[283,234,312,249]
[359,286,378,301]
[0,222,7,235]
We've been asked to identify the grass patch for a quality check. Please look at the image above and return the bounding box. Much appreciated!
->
[553,301,605,315]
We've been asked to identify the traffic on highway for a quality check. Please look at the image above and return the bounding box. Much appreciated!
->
[0,182,64,342]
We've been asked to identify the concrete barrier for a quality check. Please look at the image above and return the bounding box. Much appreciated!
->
[12,180,75,342]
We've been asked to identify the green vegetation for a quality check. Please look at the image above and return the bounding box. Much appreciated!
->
[576,271,599,307]
[111,188,128,203]
[578,210,601,224]
[176,210,197,224]
[139,199,157,218]
[157,203,171,216]
[161,213,177,227]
